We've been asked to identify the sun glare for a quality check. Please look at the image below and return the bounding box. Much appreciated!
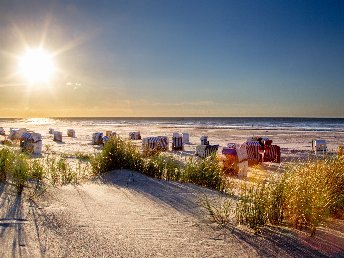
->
[18,48,55,83]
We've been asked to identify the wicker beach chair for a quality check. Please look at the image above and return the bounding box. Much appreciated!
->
[20,132,42,154]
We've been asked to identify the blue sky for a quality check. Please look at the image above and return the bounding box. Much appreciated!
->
[0,0,343,117]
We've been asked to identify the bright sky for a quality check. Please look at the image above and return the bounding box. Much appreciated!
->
[0,0,343,117]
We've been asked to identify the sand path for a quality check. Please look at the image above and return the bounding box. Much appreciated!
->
[1,170,342,257]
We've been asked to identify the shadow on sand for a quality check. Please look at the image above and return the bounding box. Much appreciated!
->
[0,183,52,258]
[0,183,28,257]
[99,170,343,258]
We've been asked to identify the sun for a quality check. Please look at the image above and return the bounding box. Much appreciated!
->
[18,48,55,83]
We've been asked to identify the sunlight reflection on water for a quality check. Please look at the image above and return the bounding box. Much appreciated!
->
[23,118,56,125]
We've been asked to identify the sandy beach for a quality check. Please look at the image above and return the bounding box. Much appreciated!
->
[1,119,344,257]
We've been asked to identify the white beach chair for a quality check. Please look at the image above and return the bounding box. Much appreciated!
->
[312,139,327,154]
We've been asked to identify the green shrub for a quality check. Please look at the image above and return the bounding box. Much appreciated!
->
[236,183,269,231]
[11,153,30,193]
[30,160,45,181]
[0,148,11,182]
[91,137,144,174]
[142,154,182,180]
[182,155,224,191]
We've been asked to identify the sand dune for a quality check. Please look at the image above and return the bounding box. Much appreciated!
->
[2,170,342,257]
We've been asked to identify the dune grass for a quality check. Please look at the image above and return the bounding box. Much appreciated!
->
[91,137,226,191]
[0,147,92,193]
[207,156,344,235]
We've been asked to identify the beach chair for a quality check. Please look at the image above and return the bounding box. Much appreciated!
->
[20,132,42,154]
[0,127,5,135]
[200,136,209,145]
[338,146,344,156]
[49,128,54,134]
[142,136,169,155]
[312,139,327,154]
[195,144,219,158]
[92,132,103,145]
[129,131,141,140]
[67,129,76,137]
[246,141,261,165]
[106,130,117,138]
[8,128,27,141]
[103,136,110,143]
[221,144,248,177]
[182,133,190,144]
[172,133,183,151]
[53,131,63,142]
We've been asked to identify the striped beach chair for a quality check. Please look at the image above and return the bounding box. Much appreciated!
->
[172,133,183,151]
[263,145,281,163]
[195,144,219,158]
[142,136,169,155]
[246,141,261,165]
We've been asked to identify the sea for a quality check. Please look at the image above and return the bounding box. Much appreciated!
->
[1,117,344,132]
